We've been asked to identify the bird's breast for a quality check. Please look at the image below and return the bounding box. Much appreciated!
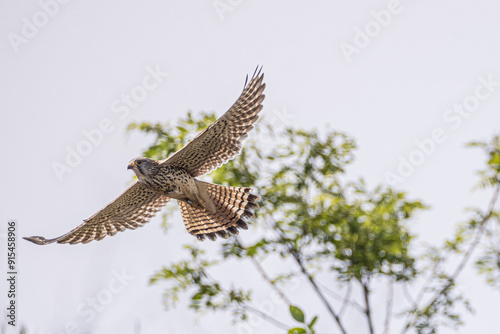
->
[145,166,195,197]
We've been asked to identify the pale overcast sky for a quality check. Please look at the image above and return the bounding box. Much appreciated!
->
[1,1,500,333]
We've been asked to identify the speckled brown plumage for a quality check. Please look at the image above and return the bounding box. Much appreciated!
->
[179,182,258,241]
[164,67,265,177]
[24,183,170,245]
[24,67,265,245]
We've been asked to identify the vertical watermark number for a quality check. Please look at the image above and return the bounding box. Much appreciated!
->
[6,220,17,326]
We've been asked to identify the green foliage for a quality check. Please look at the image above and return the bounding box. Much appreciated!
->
[469,136,500,189]
[128,112,500,334]
[289,305,305,323]
[475,246,500,288]
[400,136,500,333]
[288,305,318,334]
[149,244,251,319]
[212,118,422,288]
[470,136,500,288]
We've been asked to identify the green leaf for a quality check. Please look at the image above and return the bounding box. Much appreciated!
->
[288,327,306,334]
[290,305,305,323]
[308,315,318,329]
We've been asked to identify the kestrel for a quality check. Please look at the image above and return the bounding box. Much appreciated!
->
[24,67,265,245]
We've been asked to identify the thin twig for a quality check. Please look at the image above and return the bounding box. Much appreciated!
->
[383,277,394,334]
[235,236,292,305]
[270,221,348,334]
[290,247,348,334]
[319,282,366,315]
[200,259,292,331]
[410,246,453,312]
[242,304,291,330]
[340,281,353,316]
[401,284,416,308]
[361,277,375,334]
[401,184,500,333]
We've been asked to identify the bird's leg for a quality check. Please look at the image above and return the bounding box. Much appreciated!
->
[194,180,217,213]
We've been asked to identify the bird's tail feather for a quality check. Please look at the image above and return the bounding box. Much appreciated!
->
[179,181,258,241]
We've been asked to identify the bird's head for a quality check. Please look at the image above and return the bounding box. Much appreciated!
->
[127,157,160,182]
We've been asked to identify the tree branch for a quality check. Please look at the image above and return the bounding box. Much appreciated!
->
[289,247,348,334]
[401,283,416,308]
[340,281,353,316]
[383,277,394,334]
[401,184,500,333]
[319,282,366,315]
[235,236,292,305]
[200,259,292,331]
[411,247,452,309]
[242,304,291,330]
[361,277,375,334]
[269,221,348,334]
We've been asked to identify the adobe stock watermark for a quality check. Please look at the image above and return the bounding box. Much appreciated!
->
[385,74,500,185]
[51,65,168,183]
[7,0,72,54]
[56,268,135,334]
[340,0,404,64]
[213,0,243,21]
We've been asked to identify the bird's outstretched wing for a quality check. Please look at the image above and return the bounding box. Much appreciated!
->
[24,182,169,245]
[162,66,266,177]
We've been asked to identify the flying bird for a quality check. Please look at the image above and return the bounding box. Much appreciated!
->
[24,67,265,245]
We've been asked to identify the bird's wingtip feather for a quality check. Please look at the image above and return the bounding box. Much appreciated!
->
[23,235,55,245]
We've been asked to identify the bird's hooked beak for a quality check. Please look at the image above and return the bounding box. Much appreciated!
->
[127,163,134,170]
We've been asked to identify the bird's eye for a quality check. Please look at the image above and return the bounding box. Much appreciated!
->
[136,160,142,165]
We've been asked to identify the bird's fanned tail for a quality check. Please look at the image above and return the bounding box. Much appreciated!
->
[179,181,258,241]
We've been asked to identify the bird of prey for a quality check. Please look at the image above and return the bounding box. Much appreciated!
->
[24,67,265,245]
